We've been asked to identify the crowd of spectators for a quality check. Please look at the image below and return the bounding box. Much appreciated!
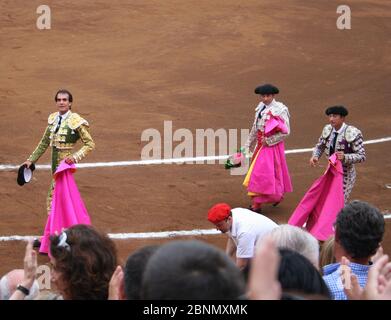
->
[2,200,390,300]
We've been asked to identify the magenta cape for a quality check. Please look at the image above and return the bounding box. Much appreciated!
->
[288,154,344,241]
[39,161,91,254]
[245,115,293,205]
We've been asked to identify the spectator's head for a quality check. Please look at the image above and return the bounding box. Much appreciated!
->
[268,224,320,269]
[124,245,160,300]
[335,201,385,262]
[207,203,233,233]
[49,224,117,300]
[141,240,246,299]
[319,235,336,272]
[278,249,331,300]
[0,269,40,300]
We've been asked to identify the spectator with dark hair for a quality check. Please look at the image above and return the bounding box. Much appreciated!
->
[322,201,385,300]
[140,240,246,300]
[49,224,117,300]
[124,245,159,300]
[108,245,160,300]
[278,248,331,300]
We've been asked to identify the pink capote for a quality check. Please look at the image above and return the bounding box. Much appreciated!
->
[39,161,91,254]
[247,115,293,205]
[288,154,344,241]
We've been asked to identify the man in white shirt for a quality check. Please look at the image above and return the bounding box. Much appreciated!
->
[207,203,279,270]
[310,106,366,202]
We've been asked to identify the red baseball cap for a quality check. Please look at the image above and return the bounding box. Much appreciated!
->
[207,203,232,224]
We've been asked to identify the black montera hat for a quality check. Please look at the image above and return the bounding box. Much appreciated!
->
[254,84,279,95]
[17,163,35,186]
[325,105,348,117]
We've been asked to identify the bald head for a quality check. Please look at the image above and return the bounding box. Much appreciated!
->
[0,269,39,300]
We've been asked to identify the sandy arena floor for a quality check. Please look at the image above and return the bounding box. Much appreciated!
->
[0,0,390,276]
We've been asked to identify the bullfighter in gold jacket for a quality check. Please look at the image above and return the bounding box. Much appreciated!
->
[23,89,95,213]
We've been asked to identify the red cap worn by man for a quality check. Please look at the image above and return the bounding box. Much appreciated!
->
[207,203,231,224]
[207,202,279,270]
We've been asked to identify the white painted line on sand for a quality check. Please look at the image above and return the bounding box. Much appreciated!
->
[0,228,221,242]
[1,136,390,171]
[2,217,391,242]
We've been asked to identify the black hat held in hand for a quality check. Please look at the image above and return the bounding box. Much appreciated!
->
[17,163,35,186]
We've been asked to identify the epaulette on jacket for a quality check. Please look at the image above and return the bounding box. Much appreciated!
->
[345,125,361,143]
[48,112,58,124]
[321,124,332,139]
[270,103,286,117]
[68,113,89,130]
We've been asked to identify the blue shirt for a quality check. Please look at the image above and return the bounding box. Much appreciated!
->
[322,262,371,300]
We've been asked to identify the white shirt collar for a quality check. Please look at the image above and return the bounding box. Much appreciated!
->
[57,110,71,120]
[332,122,346,134]
[255,99,276,112]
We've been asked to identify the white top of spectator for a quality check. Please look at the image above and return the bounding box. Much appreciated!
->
[228,208,279,258]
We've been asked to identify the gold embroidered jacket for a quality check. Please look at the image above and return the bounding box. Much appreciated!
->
[28,111,95,172]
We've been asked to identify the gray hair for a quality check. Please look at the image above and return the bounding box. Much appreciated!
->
[268,224,320,269]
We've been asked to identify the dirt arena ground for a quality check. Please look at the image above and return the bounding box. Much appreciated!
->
[1,0,390,277]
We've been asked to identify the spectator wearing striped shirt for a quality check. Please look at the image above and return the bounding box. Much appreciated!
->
[322,201,384,300]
